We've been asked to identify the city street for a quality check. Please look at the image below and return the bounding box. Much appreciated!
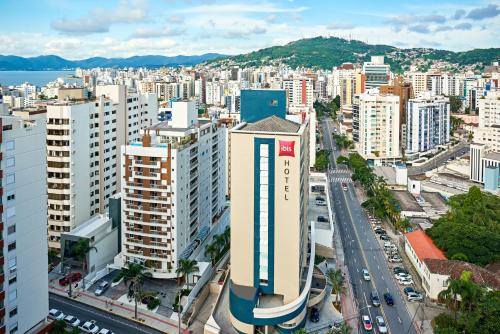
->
[321,117,418,334]
[408,142,469,176]
[49,293,165,334]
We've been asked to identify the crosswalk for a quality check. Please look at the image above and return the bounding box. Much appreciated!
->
[330,177,353,183]
[329,168,351,174]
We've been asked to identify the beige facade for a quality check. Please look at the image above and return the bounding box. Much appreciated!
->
[229,116,311,333]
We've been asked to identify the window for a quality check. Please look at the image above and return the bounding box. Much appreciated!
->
[7,225,15,235]
[8,242,16,252]
[6,173,15,185]
[9,323,18,334]
[8,289,17,302]
[6,157,15,167]
[7,193,15,201]
[5,140,14,150]
[9,307,18,317]
[8,275,17,285]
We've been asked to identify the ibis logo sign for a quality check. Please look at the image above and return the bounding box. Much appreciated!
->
[278,140,295,157]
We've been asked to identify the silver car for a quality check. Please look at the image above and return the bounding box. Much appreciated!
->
[95,281,109,296]
[376,316,388,333]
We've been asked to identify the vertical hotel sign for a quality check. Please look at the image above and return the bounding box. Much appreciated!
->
[279,140,295,201]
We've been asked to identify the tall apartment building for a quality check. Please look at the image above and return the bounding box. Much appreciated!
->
[340,76,357,107]
[474,90,500,151]
[229,115,313,333]
[1,109,48,333]
[283,78,314,111]
[116,101,226,278]
[380,77,414,149]
[406,93,450,155]
[362,56,390,90]
[47,86,157,249]
[356,89,401,161]
[408,72,428,97]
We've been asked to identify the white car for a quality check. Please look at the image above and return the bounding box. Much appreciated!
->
[95,281,109,296]
[389,255,403,263]
[64,315,81,327]
[79,321,100,334]
[407,292,424,302]
[98,329,115,334]
[362,269,371,281]
[48,308,65,320]
[395,272,412,280]
[376,316,388,333]
[398,277,414,285]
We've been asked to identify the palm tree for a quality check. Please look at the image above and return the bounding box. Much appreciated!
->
[205,242,220,266]
[71,238,97,289]
[117,262,152,319]
[325,268,346,306]
[439,278,463,322]
[222,226,230,247]
[176,259,199,288]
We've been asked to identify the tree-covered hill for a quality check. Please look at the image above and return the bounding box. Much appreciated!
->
[208,36,500,71]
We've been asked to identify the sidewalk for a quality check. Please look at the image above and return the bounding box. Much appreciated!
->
[49,284,186,334]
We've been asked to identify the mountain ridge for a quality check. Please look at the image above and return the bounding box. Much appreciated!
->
[0,53,225,70]
[208,36,500,71]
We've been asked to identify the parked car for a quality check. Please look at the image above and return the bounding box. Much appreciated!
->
[64,315,81,328]
[404,287,416,296]
[407,292,424,302]
[48,309,65,320]
[59,272,82,286]
[98,329,115,334]
[394,267,408,275]
[362,315,373,331]
[309,307,320,323]
[315,198,327,206]
[370,291,381,307]
[389,255,403,263]
[395,272,412,280]
[383,292,394,306]
[95,281,109,296]
[362,269,371,281]
[379,234,390,241]
[317,216,329,223]
[376,316,388,333]
[375,229,386,235]
[398,277,414,285]
[341,182,348,191]
[79,321,100,334]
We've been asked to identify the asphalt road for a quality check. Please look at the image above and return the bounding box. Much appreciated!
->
[408,142,469,176]
[49,293,165,334]
[321,118,417,334]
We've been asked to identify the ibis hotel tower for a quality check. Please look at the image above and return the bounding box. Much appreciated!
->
[229,115,315,333]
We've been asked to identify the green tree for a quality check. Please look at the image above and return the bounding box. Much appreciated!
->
[325,268,346,306]
[327,322,351,334]
[314,150,329,172]
[292,329,308,334]
[427,186,500,266]
[49,320,67,334]
[71,238,98,288]
[176,259,199,288]
[448,96,463,113]
[116,262,152,319]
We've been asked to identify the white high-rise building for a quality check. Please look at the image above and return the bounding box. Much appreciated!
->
[1,108,48,333]
[47,86,157,249]
[115,101,226,278]
[406,93,450,155]
[362,56,390,90]
[283,78,314,110]
[356,89,401,161]
[408,72,428,97]
[474,90,500,151]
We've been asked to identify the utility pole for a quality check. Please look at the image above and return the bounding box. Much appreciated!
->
[66,266,73,298]
[177,290,182,334]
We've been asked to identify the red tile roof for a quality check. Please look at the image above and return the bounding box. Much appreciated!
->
[405,230,447,261]
[424,259,500,290]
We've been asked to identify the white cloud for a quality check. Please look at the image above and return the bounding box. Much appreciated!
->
[51,0,149,35]
[129,27,186,39]
[176,2,308,14]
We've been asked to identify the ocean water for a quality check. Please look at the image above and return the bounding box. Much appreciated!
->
[0,70,81,87]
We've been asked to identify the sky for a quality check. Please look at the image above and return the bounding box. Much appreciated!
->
[0,0,499,59]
